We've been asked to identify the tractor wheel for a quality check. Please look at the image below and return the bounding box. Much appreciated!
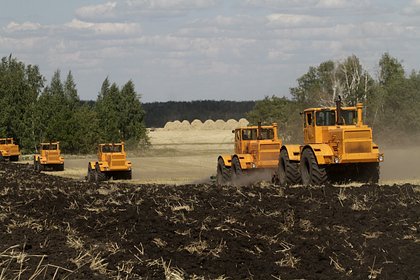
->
[360,162,379,184]
[126,170,132,180]
[300,148,327,186]
[231,157,243,185]
[10,155,19,162]
[58,163,65,171]
[87,165,94,182]
[277,149,300,186]
[95,164,107,182]
[216,158,231,186]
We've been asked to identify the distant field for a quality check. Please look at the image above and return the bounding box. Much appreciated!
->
[22,128,420,185]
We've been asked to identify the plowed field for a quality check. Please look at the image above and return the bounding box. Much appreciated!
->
[0,162,419,279]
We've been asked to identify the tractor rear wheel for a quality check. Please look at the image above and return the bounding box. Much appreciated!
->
[300,148,327,186]
[216,158,231,186]
[231,157,243,185]
[278,149,300,186]
[10,155,19,162]
[87,165,94,182]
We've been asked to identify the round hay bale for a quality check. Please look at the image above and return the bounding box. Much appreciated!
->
[226,119,239,129]
[238,118,249,127]
[203,119,216,130]
[164,121,175,130]
[180,120,191,130]
[214,119,226,130]
[191,119,203,129]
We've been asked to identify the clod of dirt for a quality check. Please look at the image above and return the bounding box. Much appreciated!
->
[0,162,419,279]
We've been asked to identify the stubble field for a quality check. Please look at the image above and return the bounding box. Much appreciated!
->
[1,128,420,279]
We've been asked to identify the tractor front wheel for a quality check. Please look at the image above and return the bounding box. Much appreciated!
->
[278,149,300,186]
[216,158,231,186]
[300,148,327,186]
[231,157,243,185]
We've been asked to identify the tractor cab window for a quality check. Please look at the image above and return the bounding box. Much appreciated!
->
[102,145,122,153]
[316,110,336,126]
[242,129,257,140]
[0,139,12,144]
[259,128,274,140]
[340,110,357,125]
[42,144,57,150]
[305,112,313,127]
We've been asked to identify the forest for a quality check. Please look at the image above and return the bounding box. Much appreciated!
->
[247,53,420,145]
[1,52,419,154]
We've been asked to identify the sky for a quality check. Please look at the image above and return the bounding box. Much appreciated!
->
[1,0,420,102]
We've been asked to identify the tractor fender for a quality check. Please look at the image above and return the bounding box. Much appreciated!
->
[233,154,255,170]
[88,161,98,170]
[218,155,232,167]
[301,144,334,165]
[281,145,301,162]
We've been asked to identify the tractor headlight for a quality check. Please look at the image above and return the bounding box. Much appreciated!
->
[252,163,256,168]
[334,157,340,164]
[378,155,384,162]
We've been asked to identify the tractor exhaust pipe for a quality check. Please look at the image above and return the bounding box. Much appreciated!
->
[335,95,343,125]
[356,103,363,126]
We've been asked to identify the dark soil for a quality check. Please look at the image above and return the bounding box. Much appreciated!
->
[0,162,419,279]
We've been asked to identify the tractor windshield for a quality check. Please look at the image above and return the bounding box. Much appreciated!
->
[0,139,12,144]
[102,145,122,153]
[259,128,274,140]
[42,144,57,150]
[316,111,336,126]
[242,129,257,140]
[316,110,357,126]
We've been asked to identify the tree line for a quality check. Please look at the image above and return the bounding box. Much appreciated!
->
[0,55,147,154]
[143,100,255,128]
[247,53,420,145]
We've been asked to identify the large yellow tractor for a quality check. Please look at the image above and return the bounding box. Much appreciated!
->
[217,123,282,185]
[0,138,20,161]
[34,142,65,171]
[87,142,132,182]
[278,98,384,186]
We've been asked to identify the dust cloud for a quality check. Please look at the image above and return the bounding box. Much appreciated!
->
[380,146,420,184]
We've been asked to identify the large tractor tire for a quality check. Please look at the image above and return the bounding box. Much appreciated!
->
[95,163,107,182]
[216,158,231,186]
[300,148,327,186]
[231,157,243,185]
[10,155,19,162]
[87,165,95,182]
[277,149,300,186]
[359,162,379,184]
[34,159,39,171]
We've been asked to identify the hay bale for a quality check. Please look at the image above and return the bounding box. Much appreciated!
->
[180,120,191,130]
[238,118,249,127]
[203,119,216,130]
[226,119,239,129]
[164,121,174,130]
[191,119,203,129]
[214,119,226,130]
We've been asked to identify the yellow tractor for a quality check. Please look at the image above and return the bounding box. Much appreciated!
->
[87,142,132,182]
[217,123,282,185]
[0,138,20,161]
[34,142,65,171]
[278,97,384,186]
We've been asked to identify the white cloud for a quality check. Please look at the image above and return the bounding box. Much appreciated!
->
[266,14,327,27]
[75,2,117,20]
[4,21,43,32]
[66,19,141,35]
[402,0,420,15]
[125,0,218,10]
